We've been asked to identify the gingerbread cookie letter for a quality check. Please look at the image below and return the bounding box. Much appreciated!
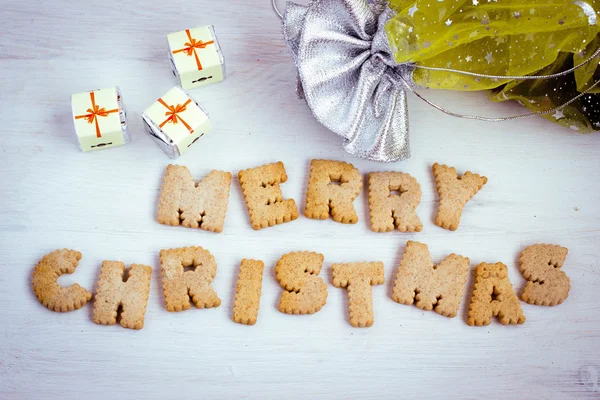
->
[519,244,570,306]
[93,261,152,330]
[392,241,469,318]
[239,162,299,230]
[233,259,265,325]
[160,247,221,312]
[332,262,385,327]
[432,163,487,231]
[305,159,362,224]
[276,252,328,314]
[368,172,422,232]
[467,262,526,326]
[157,165,232,233]
[32,249,92,312]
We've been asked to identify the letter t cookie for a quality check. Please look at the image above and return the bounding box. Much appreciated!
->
[332,262,385,327]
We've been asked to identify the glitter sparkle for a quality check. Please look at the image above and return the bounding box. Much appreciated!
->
[408,4,418,17]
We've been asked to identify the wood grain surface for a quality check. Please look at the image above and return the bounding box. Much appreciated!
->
[1,1,599,399]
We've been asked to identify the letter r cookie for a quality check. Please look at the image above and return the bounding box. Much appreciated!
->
[305,159,362,224]
[368,172,422,232]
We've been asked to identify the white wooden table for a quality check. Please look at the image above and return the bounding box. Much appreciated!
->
[1,1,599,399]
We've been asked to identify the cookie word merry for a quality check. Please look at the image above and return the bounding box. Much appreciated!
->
[32,242,570,330]
[158,160,487,233]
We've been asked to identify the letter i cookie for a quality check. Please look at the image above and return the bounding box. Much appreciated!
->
[233,259,265,325]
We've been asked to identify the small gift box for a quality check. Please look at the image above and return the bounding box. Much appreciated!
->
[71,87,129,152]
[142,86,212,158]
[167,25,225,90]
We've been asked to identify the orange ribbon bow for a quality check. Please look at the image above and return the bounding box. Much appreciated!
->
[172,29,215,71]
[158,98,194,134]
[74,92,119,138]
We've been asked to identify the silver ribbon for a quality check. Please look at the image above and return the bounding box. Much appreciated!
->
[279,0,600,162]
[283,0,412,162]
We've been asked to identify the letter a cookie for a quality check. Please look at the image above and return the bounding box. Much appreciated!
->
[519,244,570,306]
[157,165,232,233]
[432,163,487,231]
[239,162,299,230]
[368,172,422,232]
[32,249,92,312]
[467,262,526,326]
[305,159,362,224]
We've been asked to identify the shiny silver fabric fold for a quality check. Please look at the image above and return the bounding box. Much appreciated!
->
[282,0,413,162]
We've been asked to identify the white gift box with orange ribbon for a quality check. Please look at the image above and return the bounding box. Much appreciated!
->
[71,87,130,152]
[167,25,225,90]
[142,86,212,158]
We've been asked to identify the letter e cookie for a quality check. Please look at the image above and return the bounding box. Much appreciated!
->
[238,162,299,230]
